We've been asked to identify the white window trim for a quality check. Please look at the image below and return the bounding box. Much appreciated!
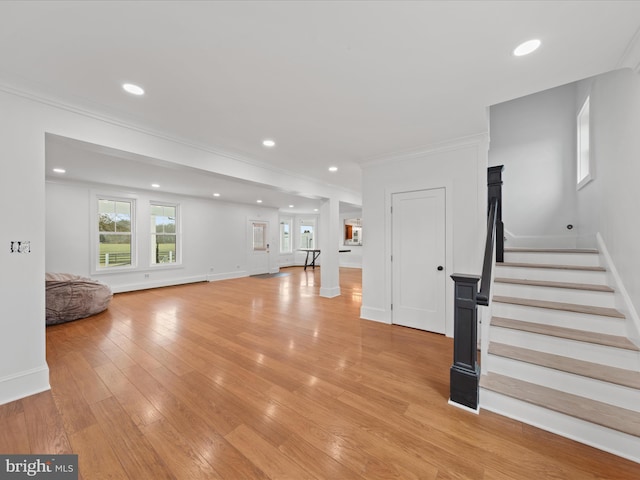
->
[279,216,293,254]
[91,192,137,275]
[577,96,593,190]
[298,217,317,250]
[150,201,182,268]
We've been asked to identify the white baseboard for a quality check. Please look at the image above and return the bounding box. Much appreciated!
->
[207,271,248,282]
[338,263,363,269]
[111,275,209,293]
[360,306,391,324]
[596,233,640,347]
[320,286,341,298]
[448,399,479,414]
[0,365,50,406]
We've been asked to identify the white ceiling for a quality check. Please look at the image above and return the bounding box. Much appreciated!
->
[44,134,331,213]
[2,1,640,208]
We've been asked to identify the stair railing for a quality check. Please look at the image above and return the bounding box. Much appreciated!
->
[450,165,504,411]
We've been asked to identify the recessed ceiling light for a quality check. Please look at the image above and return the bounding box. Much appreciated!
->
[213,193,220,197]
[262,139,276,147]
[313,208,319,212]
[328,166,338,172]
[123,83,145,95]
[289,205,294,208]
[256,199,263,203]
[513,39,541,57]
[52,168,66,173]
[151,183,160,188]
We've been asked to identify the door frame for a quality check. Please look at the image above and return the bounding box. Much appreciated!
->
[385,182,454,336]
[390,187,446,333]
[248,219,271,275]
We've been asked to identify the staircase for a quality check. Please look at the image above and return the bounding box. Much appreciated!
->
[479,247,640,463]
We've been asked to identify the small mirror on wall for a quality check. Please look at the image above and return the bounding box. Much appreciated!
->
[344,218,362,246]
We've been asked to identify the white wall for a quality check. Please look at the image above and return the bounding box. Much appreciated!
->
[0,92,49,404]
[576,68,640,337]
[0,86,360,405]
[360,135,488,337]
[489,68,640,341]
[46,181,278,292]
[489,83,580,248]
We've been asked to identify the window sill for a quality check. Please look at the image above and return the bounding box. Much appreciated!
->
[577,173,593,191]
[92,265,138,276]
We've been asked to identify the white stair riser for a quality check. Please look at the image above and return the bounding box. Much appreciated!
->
[480,388,640,464]
[494,283,615,308]
[491,303,626,336]
[496,265,608,284]
[489,326,640,369]
[485,354,640,412]
[504,252,601,267]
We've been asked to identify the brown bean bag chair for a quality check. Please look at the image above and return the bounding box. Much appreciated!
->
[45,273,112,325]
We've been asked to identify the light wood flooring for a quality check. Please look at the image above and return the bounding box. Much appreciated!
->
[2,267,640,479]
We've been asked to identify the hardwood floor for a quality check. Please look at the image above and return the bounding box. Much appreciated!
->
[2,267,639,479]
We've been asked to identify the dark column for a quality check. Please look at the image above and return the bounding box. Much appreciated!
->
[488,165,504,263]
[450,274,480,410]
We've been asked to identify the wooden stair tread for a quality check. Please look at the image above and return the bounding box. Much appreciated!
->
[504,248,599,254]
[499,262,606,271]
[480,373,640,438]
[488,342,640,389]
[491,316,638,351]
[492,295,625,319]
[494,277,614,292]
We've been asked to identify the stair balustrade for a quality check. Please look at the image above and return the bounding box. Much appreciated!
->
[450,165,503,410]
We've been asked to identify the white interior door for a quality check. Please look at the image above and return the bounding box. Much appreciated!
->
[392,188,446,333]
[248,220,270,275]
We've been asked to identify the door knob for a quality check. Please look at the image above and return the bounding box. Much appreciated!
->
[437,266,444,271]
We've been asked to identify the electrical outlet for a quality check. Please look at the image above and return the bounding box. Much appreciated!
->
[10,241,30,253]
[144,273,150,279]
[210,267,214,272]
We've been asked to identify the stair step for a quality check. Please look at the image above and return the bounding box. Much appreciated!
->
[492,295,624,318]
[499,262,605,271]
[495,264,607,284]
[494,280,615,308]
[504,248,599,254]
[488,342,640,390]
[491,316,638,351]
[494,277,613,292]
[480,372,640,438]
[491,302,627,336]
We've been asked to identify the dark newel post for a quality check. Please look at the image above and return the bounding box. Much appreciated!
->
[487,165,504,263]
[450,274,480,410]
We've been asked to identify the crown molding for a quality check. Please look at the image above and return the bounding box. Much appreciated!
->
[0,80,360,198]
[359,132,489,169]
[616,24,640,73]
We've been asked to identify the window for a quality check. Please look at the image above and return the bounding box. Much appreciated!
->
[98,198,134,269]
[252,222,267,251]
[151,203,178,264]
[279,217,292,253]
[299,224,314,249]
[577,96,592,188]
